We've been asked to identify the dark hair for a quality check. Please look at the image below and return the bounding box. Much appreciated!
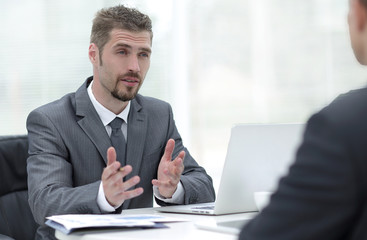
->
[90,5,153,60]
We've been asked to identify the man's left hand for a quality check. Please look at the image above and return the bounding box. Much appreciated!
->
[152,139,185,198]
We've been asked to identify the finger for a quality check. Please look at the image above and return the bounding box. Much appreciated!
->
[152,179,168,187]
[173,158,185,174]
[152,179,165,188]
[152,179,159,186]
[102,147,121,182]
[102,164,132,184]
[107,147,117,166]
[162,139,175,162]
[119,165,133,178]
[152,179,170,187]
[102,162,121,182]
[169,151,185,172]
[120,187,144,200]
[157,162,183,182]
[121,176,141,191]
[109,165,135,185]
[166,157,184,176]
[152,179,178,189]
[177,150,185,161]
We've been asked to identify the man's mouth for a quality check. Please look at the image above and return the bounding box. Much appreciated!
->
[124,79,138,82]
[121,77,139,87]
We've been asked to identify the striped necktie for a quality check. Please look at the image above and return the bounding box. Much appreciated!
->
[108,117,126,166]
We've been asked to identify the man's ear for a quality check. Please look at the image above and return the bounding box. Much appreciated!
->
[354,0,367,31]
[88,43,99,65]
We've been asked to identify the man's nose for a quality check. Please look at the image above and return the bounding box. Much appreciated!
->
[128,55,140,72]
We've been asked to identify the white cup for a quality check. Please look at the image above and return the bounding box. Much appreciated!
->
[254,191,273,212]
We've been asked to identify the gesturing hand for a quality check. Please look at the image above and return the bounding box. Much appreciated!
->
[152,139,185,198]
[101,147,144,208]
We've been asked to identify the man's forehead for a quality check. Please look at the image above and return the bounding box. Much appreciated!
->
[109,28,152,47]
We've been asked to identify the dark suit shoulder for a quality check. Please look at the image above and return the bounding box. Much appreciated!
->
[318,87,367,128]
[28,92,76,119]
[307,86,367,197]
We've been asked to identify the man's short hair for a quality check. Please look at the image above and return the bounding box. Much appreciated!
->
[90,5,153,60]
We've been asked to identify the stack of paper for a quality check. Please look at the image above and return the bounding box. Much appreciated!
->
[46,214,185,234]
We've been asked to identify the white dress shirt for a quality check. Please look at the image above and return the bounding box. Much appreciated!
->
[87,81,184,212]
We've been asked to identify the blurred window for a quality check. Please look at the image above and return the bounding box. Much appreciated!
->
[1,0,365,188]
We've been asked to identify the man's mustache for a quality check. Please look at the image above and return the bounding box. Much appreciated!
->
[120,72,141,81]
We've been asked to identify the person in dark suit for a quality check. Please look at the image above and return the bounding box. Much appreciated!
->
[27,5,215,239]
[240,0,367,239]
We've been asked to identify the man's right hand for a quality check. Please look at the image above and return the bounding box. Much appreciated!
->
[101,147,144,208]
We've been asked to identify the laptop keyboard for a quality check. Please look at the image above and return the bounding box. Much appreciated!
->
[192,205,215,210]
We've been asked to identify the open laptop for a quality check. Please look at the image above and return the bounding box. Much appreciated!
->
[157,123,304,216]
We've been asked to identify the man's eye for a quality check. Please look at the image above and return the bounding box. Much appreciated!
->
[140,53,149,58]
[118,50,126,55]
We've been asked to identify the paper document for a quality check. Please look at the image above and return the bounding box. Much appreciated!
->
[46,214,185,234]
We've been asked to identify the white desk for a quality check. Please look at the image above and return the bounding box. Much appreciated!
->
[55,207,256,240]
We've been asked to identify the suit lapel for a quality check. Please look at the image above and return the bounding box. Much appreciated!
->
[75,78,111,165]
[123,98,147,209]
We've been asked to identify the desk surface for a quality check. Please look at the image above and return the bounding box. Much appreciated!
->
[55,207,256,240]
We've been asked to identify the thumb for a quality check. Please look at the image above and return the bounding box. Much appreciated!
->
[107,147,117,166]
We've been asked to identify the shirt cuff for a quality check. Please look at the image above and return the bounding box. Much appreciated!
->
[97,182,122,212]
[153,181,184,204]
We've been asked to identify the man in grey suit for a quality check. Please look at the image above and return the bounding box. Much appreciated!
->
[27,5,215,239]
[239,0,367,239]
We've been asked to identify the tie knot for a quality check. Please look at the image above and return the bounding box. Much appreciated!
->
[109,117,124,130]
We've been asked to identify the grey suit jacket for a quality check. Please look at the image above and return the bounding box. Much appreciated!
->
[27,77,215,239]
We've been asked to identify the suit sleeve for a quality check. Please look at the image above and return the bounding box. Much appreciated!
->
[155,105,216,206]
[27,110,103,226]
[239,110,360,239]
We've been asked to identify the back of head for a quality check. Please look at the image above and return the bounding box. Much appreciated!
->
[90,5,153,55]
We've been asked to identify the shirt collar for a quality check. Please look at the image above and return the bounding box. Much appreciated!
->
[87,80,130,126]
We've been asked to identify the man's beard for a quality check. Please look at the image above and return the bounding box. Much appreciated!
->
[111,86,139,102]
[111,72,141,102]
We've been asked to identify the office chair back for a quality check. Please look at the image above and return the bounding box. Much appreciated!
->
[0,135,38,240]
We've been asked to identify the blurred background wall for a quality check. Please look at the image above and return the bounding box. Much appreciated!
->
[1,0,366,189]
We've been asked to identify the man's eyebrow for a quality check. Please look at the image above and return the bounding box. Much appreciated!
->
[140,47,152,53]
[113,43,132,49]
